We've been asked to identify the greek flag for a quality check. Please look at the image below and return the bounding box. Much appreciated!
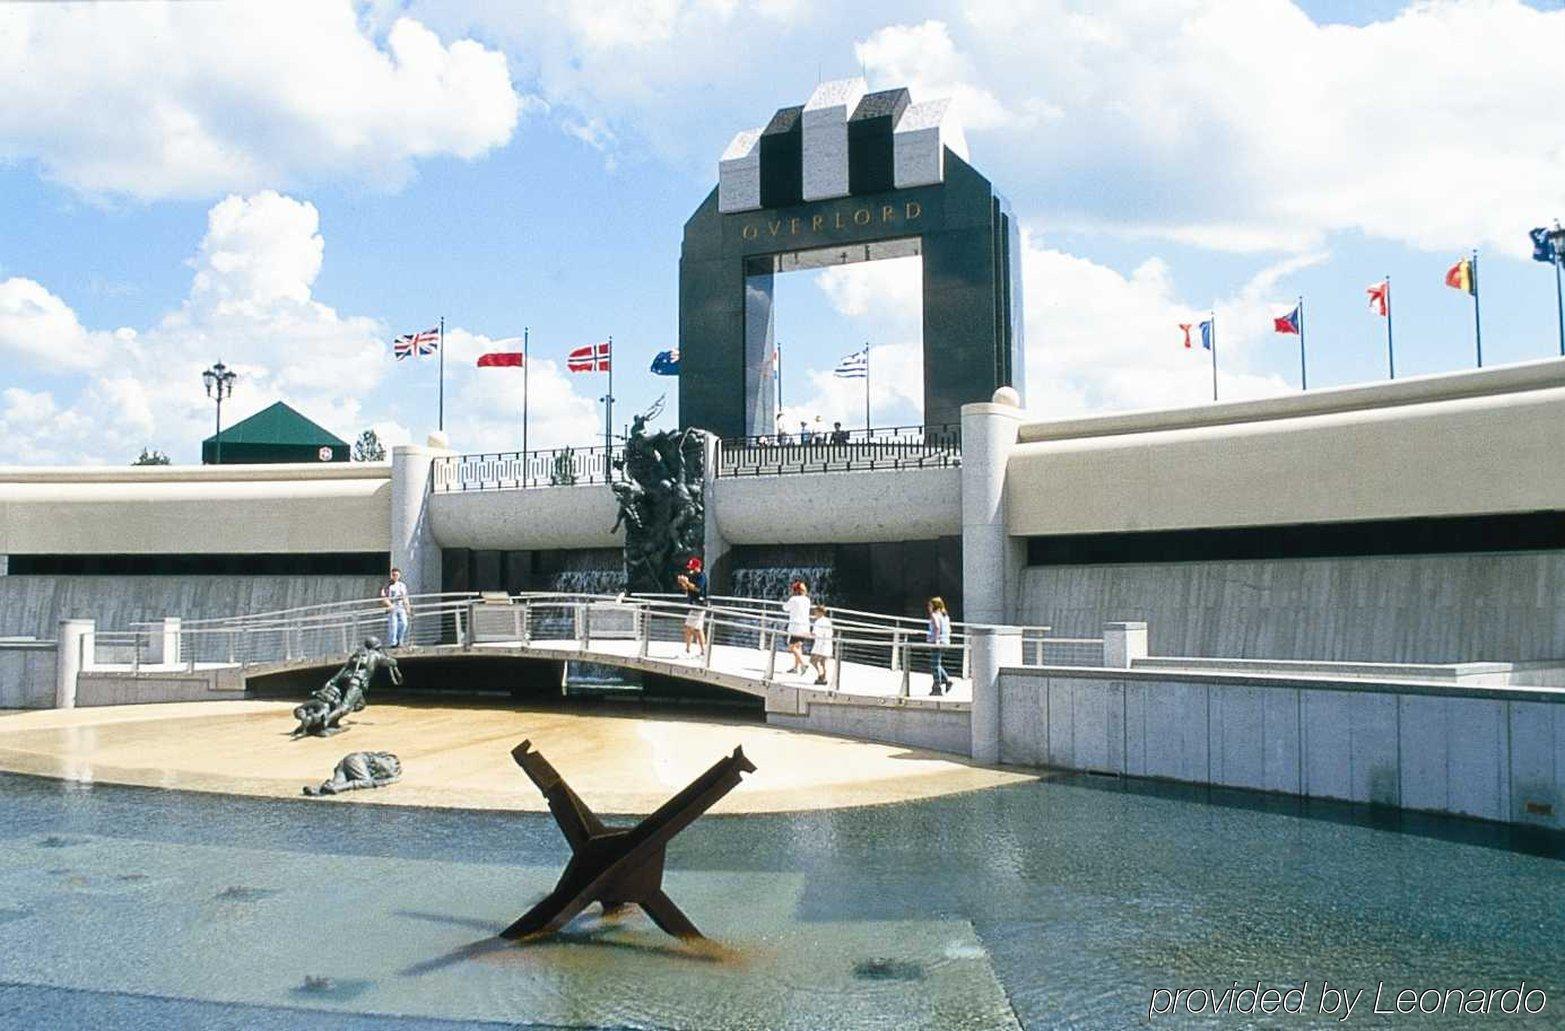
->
[834,348,868,378]
[1531,227,1560,264]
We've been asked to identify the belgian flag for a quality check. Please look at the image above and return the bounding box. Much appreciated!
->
[1445,256,1476,295]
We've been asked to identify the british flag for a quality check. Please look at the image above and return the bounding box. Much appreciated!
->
[567,340,612,373]
[394,327,440,360]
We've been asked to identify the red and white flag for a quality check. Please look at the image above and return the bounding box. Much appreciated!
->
[567,340,611,373]
[1178,323,1193,349]
[1366,280,1389,317]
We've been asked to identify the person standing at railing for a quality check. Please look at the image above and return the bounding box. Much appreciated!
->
[927,596,953,696]
[674,556,708,657]
[809,605,834,686]
[381,567,412,648]
[784,580,813,674]
[830,421,849,445]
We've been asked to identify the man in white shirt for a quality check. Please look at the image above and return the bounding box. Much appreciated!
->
[381,567,412,648]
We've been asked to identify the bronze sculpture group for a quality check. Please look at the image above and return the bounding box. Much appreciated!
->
[292,636,402,738]
[611,415,707,593]
[302,751,403,795]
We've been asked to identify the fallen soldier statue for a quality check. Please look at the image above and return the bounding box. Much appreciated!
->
[303,751,403,796]
[292,636,403,738]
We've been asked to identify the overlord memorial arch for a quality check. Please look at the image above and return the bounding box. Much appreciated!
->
[678,79,1025,438]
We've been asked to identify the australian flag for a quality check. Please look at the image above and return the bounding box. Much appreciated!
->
[1530,227,1560,264]
[650,349,680,375]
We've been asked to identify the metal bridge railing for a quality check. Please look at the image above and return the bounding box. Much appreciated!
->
[92,591,1095,699]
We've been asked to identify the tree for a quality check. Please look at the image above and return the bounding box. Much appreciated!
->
[549,447,578,486]
[352,428,386,462]
[133,448,171,466]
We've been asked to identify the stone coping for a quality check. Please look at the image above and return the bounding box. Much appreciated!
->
[0,462,390,483]
[1016,357,1565,444]
[1001,663,1565,704]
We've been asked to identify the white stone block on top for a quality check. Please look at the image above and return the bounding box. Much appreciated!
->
[802,77,865,201]
[893,98,967,188]
[718,128,763,213]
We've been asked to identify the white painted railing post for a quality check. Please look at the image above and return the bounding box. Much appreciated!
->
[1102,621,1148,669]
[969,625,1023,763]
[519,601,532,645]
[891,630,903,672]
[702,613,716,669]
[55,618,94,709]
[638,603,651,658]
[581,603,591,651]
[764,628,778,681]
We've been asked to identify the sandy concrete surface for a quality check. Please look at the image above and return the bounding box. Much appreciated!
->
[0,700,1033,814]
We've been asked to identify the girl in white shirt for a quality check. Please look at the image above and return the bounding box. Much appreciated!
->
[809,605,834,686]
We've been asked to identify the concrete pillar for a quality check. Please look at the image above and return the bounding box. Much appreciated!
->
[147,616,181,666]
[391,438,451,598]
[969,624,1022,764]
[960,389,1026,625]
[701,433,732,595]
[55,618,94,709]
[1103,621,1148,669]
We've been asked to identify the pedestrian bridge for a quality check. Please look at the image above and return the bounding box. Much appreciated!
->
[72,592,1097,712]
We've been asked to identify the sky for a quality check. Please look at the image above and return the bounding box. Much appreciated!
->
[2,0,1564,464]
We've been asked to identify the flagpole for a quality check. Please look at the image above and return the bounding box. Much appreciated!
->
[522,326,530,457]
[1297,296,1307,391]
[438,316,445,432]
[1472,250,1483,368]
[603,336,614,465]
[1210,313,1218,402]
[863,343,871,433]
[1386,276,1396,379]
[776,342,783,433]
[1554,243,1564,357]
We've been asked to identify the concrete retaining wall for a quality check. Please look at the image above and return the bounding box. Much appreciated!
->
[998,667,1565,829]
[73,668,244,707]
[765,683,970,755]
[1018,551,1565,664]
[0,641,57,708]
[0,574,383,641]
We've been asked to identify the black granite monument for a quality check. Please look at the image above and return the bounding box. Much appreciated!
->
[679,84,1024,438]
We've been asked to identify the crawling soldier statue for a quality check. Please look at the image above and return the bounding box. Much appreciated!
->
[291,636,403,738]
[303,751,403,796]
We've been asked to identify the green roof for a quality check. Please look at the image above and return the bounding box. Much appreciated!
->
[204,401,347,447]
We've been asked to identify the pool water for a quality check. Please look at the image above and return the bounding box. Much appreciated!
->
[1,769,1563,1029]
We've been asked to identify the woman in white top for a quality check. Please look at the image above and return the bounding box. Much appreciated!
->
[783,580,812,674]
[927,596,953,696]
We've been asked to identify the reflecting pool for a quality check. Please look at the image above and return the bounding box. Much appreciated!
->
[2,768,1563,1029]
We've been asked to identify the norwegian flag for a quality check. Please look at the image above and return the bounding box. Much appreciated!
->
[567,340,611,372]
[394,327,440,360]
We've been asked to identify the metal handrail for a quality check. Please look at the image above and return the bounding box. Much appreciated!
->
[715,422,961,478]
[431,445,626,493]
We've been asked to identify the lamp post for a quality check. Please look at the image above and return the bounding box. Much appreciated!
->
[202,361,237,464]
[1549,223,1565,357]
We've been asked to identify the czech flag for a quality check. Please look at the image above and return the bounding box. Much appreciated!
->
[1179,323,1193,348]
[1445,257,1476,296]
[1366,280,1389,317]
[1274,304,1301,335]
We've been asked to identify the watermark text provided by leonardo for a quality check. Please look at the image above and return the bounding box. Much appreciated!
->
[1149,981,1547,1021]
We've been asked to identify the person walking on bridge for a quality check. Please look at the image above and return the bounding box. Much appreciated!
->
[784,580,812,674]
[675,556,708,657]
[927,596,953,696]
[381,567,411,648]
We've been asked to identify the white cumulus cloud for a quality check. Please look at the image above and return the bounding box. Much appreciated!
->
[0,2,526,200]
